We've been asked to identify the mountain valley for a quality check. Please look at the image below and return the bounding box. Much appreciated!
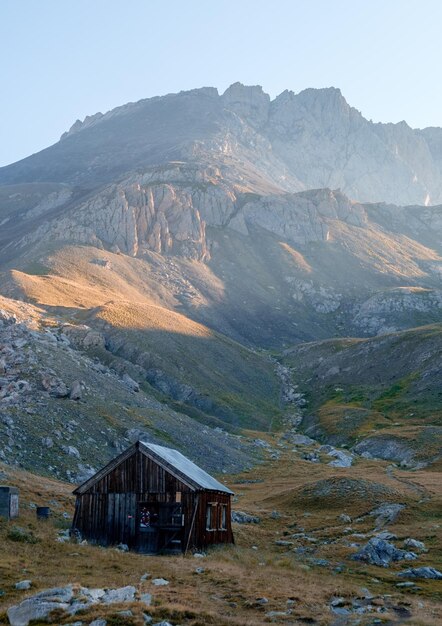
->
[0,82,441,625]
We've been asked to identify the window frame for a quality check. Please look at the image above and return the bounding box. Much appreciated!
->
[205,502,218,531]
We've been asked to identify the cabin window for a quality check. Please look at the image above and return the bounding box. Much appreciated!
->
[176,491,182,503]
[206,504,217,530]
[220,504,227,530]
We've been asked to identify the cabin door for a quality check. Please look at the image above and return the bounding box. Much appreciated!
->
[136,502,160,554]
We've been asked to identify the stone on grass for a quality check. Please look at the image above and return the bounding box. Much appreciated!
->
[290,434,316,445]
[327,449,353,468]
[369,503,405,528]
[140,592,152,606]
[232,510,260,524]
[375,531,397,541]
[15,580,32,590]
[403,538,427,552]
[398,567,442,580]
[7,586,74,626]
[80,587,105,602]
[101,585,136,603]
[90,620,107,626]
[352,538,417,567]
[152,578,169,586]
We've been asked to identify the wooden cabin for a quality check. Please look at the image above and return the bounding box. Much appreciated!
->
[72,440,234,553]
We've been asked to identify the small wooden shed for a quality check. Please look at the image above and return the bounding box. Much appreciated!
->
[72,440,234,553]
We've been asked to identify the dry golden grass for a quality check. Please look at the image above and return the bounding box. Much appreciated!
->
[1,448,441,625]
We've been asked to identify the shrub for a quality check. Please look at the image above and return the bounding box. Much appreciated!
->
[7,525,39,544]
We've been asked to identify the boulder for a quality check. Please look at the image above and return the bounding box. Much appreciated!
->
[101,585,136,603]
[69,380,83,401]
[403,538,427,552]
[41,375,69,398]
[116,543,129,552]
[122,373,140,392]
[232,510,261,524]
[369,503,405,528]
[151,578,169,586]
[140,593,152,606]
[290,434,316,445]
[15,580,32,590]
[7,586,74,626]
[398,567,442,580]
[327,448,353,468]
[352,538,417,567]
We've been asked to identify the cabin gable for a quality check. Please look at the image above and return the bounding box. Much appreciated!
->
[72,441,234,553]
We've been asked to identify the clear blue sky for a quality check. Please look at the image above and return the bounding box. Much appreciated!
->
[1,0,441,166]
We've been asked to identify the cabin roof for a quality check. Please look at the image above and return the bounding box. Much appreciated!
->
[73,440,233,495]
[140,442,233,494]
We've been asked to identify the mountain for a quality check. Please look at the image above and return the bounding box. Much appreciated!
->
[282,324,442,468]
[0,82,441,479]
[2,82,442,205]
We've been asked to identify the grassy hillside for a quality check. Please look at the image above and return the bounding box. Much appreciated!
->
[282,324,442,466]
[1,445,441,625]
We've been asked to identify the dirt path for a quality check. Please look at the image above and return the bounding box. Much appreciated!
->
[385,465,431,503]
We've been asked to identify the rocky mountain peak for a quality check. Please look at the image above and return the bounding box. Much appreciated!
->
[60,112,104,140]
[222,82,270,127]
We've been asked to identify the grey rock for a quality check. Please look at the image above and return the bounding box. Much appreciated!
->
[122,373,140,392]
[62,445,81,459]
[101,585,136,603]
[90,620,107,626]
[290,434,316,445]
[116,543,129,552]
[369,503,405,528]
[195,567,205,574]
[79,588,105,602]
[232,510,260,524]
[375,531,397,540]
[352,538,417,567]
[140,592,152,606]
[327,448,353,468]
[339,513,352,523]
[7,586,74,626]
[15,580,32,590]
[69,380,83,401]
[41,375,69,398]
[302,451,320,463]
[151,578,169,586]
[403,538,427,552]
[398,567,442,580]
[116,610,133,617]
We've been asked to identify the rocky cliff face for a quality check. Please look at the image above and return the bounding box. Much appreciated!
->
[2,82,442,205]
